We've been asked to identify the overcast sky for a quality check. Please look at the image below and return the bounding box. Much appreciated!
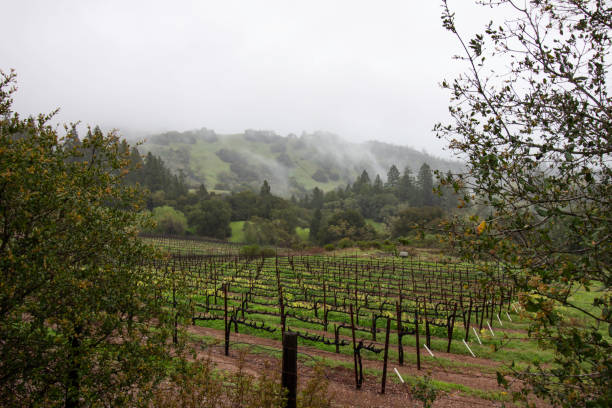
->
[1,0,495,157]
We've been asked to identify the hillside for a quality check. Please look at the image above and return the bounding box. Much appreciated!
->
[138,128,463,196]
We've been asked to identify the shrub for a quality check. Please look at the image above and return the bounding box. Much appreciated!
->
[260,247,276,258]
[410,375,441,408]
[323,243,335,251]
[381,243,397,255]
[368,240,382,249]
[239,245,276,258]
[240,244,261,257]
[356,241,369,250]
[152,205,188,235]
[337,238,354,249]
[398,237,411,246]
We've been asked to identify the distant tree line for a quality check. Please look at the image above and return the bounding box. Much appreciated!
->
[120,143,459,247]
[303,163,458,244]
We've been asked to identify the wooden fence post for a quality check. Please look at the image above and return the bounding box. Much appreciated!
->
[381,318,391,394]
[447,303,457,353]
[282,332,298,408]
[415,306,421,371]
[396,302,404,366]
[350,304,361,389]
[224,283,229,356]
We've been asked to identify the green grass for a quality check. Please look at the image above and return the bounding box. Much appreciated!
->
[365,218,386,234]
[229,221,245,243]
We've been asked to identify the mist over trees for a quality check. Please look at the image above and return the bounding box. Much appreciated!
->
[137,128,463,197]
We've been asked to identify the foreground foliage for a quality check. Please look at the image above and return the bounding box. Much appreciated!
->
[0,70,177,406]
[438,1,611,406]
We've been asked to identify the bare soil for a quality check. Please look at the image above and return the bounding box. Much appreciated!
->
[188,325,517,408]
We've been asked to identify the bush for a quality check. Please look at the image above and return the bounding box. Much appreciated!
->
[337,238,354,249]
[356,241,369,250]
[260,247,276,257]
[368,240,382,249]
[381,243,397,255]
[239,245,276,258]
[410,375,441,408]
[398,237,411,246]
[297,363,333,408]
[324,243,335,251]
[240,244,261,257]
[152,205,188,235]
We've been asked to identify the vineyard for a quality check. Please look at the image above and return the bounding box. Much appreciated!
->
[146,237,548,407]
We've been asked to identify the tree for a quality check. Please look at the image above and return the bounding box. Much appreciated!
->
[311,186,325,209]
[243,216,299,247]
[260,179,271,196]
[187,198,232,239]
[386,164,401,189]
[0,71,176,406]
[352,170,372,194]
[373,174,384,193]
[397,166,416,204]
[437,2,611,406]
[318,209,376,244]
[152,205,188,235]
[391,207,444,238]
[309,208,322,243]
[416,163,434,206]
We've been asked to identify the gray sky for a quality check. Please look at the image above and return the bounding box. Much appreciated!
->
[1,0,493,157]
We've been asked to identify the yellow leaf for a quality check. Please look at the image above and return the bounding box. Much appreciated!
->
[477,220,486,234]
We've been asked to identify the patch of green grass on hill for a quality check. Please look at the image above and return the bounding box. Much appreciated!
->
[295,227,310,241]
[288,156,347,192]
[365,218,386,234]
[229,221,245,243]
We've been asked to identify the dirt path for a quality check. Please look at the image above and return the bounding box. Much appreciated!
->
[188,325,510,407]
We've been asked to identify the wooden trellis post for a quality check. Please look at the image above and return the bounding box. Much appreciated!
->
[282,332,298,408]
[381,317,391,394]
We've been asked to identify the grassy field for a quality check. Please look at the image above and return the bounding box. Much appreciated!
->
[229,221,245,243]
[365,218,386,234]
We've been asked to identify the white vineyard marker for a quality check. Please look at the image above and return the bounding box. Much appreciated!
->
[472,327,482,344]
[497,313,503,326]
[462,339,476,357]
[506,311,512,322]
[423,344,434,357]
[487,321,495,337]
[394,368,404,383]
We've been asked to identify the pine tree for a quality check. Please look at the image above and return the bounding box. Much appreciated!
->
[373,174,384,192]
[416,163,434,206]
[397,166,416,204]
[386,164,401,189]
[309,208,322,243]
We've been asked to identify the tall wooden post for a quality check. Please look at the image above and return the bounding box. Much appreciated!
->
[415,306,421,370]
[224,283,229,356]
[350,304,361,389]
[381,318,391,394]
[396,302,404,366]
[447,303,457,353]
[282,332,298,408]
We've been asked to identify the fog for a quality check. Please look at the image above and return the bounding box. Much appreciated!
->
[1,1,498,157]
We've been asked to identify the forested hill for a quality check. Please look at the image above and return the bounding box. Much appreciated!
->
[137,128,463,196]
